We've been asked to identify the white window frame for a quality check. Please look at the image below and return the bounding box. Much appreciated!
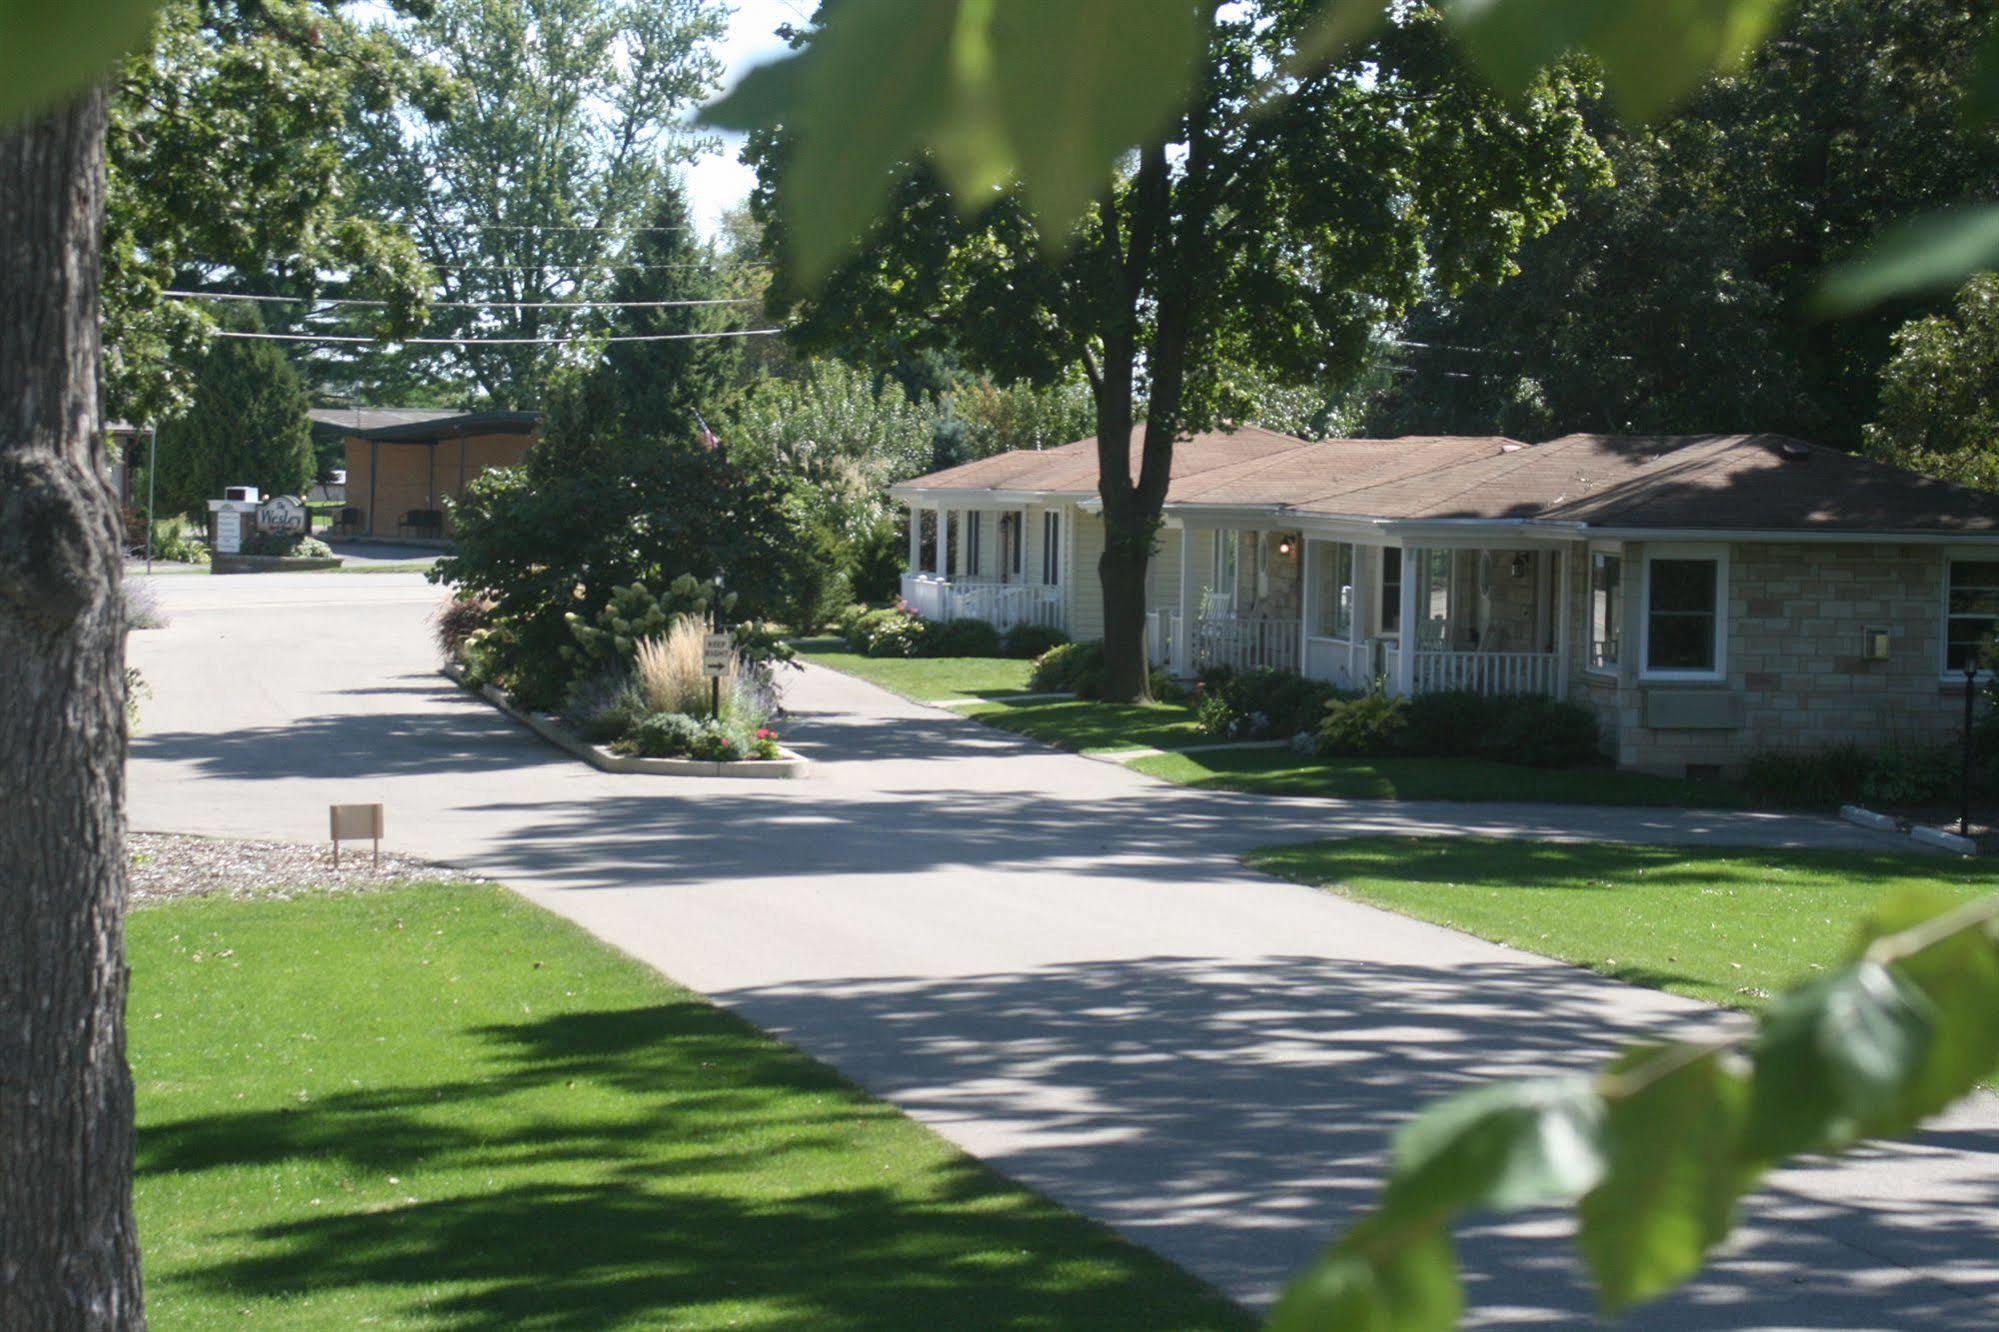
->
[1041,510,1062,586]
[1638,543,1729,683]
[1213,528,1239,595]
[1378,546,1403,636]
[1585,546,1622,677]
[1306,540,1356,642]
[1941,550,1999,679]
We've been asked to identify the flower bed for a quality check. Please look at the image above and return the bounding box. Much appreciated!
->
[445,661,809,779]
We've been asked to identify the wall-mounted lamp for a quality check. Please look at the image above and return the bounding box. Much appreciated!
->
[1863,627,1891,662]
[1276,534,1296,558]
[1510,553,1530,579]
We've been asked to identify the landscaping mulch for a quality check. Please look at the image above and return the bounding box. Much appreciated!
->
[128,831,478,907]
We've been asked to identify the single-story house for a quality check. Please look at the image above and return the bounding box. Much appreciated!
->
[313,408,541,539]
[889,426,1999,775]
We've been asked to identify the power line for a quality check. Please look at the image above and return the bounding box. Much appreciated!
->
[212,328,782,346]
[420,258,769,273]
[164,289,759,311]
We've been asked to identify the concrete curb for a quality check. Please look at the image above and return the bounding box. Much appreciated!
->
[1839,804,1900,833]
[927,691,1078,708]
[443,664,809,779]
[1912,825,1979,855]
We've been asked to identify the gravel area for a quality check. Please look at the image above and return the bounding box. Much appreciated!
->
[129,831,480,906]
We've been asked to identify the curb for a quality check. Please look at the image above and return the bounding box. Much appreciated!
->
[443,664,809,779]
[1912,825,1980,856]
[1838,805,1899,833]
[211,554,345,574]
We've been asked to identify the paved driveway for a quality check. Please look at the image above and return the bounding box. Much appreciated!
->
[127,572,1999,1329]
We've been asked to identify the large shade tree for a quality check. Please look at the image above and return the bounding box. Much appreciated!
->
[734,1,1604,700]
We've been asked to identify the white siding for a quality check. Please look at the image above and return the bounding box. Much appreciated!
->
[1070,508,1107,641]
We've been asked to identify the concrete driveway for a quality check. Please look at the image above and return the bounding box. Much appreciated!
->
[126,571,1999,1329]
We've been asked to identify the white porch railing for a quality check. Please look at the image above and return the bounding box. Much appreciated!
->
[1149,608,1179,668]
[900,573,1064,631]
[1195,615,1300,675]
[1412,650,1560,696]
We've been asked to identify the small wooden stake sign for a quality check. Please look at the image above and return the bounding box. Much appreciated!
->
[330,803,384,870]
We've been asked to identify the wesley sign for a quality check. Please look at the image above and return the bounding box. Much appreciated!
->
[255,495,308,536]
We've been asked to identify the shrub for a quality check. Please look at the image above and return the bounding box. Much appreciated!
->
[1481,696,1604,768]
[566,670,649,742]
[240,530,331,558]
[616,711,705,758]
[1030,641,1101,693]
[847,607,927,658]
[1859,742,1956,807]
[1000,623,1069,659]
[1194,667,1354,739]
[1743,744,1873,809]
[148,515,209,565]
[835,602,873,643]
[925,617,1002,657]
[634,618,730,717]
[1317,692,1408,756]
[433,593,493,660]
[1398,690,1499,758]
[782,523,852,633]
[565,576,729,678]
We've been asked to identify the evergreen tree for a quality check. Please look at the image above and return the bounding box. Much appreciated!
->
[152,337,314,517]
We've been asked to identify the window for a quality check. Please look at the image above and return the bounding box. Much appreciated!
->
[998,512,1022,579]
[1310,541,1356,639]
[1945,559,1999,672]
[1644,553,1723,677]
[965,512,982,576]
[1380,547,1403,633]
[1214,529,1239,596]
[1041,511,1061,585]
[1589,552,1621,671]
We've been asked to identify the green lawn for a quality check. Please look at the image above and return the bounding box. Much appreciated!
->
[791,636,1036,702]
[959,697,1205,754]
[1134,748,1739,807]
[1247,837,1999,1012]
[131,883,1248,1330]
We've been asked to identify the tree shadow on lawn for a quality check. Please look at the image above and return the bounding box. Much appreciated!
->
[141,997,1250,1331]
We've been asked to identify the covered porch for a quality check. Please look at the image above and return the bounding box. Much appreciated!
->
[898,498,1068,632]
[1156,521,1571,698]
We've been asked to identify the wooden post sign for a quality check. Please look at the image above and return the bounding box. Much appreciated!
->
[330,803,384,870]
[701,633,732,677]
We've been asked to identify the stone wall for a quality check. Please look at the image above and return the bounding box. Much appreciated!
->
[1572,541,1965,775]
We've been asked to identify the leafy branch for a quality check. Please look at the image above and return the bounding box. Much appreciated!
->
[1267,885,1999,1328]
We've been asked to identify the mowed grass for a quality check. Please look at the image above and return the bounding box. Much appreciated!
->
[790,636,1036,702]
[958,697,1205,754]
[131,884,1249,1331]
[1248,837,1999,1012]
[1134,748,1738,807]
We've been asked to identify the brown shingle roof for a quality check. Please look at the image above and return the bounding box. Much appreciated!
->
[895,427,1999,534]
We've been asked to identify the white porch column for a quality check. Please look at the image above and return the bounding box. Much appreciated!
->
[1177,523,1197,674]
[1395,544,1420,697]
[1555,544,1574,696]
[939,507,953,579]
[907,502,921,575]
[1352,545,1376,683]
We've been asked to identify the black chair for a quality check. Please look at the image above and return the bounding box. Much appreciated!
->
[333,506,365,536]
[398,509,445,538]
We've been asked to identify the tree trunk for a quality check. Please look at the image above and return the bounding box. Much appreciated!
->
[1097,504,1155,701]
[0,91,146,1330]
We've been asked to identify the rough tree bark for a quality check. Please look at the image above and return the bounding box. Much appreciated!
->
[0,90,147,1329]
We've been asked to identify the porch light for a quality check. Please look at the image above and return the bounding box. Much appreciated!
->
[1276,534,1296,557]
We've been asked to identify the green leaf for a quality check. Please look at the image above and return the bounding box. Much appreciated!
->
[1854,886,1999,1125]
[1445,0,1787,121]
[1814,206,1999,318]
[1384,1075,1607,1217]
[1579,1047,1755,1312]
[1,0,162,126]
[1745,960,1934,1160]
[983,0,1205,233]
[1268,1223,1461,1332]
[1964,29,1999,125]
[702,0,1202,281]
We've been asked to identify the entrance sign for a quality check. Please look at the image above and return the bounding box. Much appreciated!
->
[214,510,243,554]
[256,494,308,535]
[702,633,733,678]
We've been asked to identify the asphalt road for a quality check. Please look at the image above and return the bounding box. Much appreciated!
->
[126,570,1999,1329]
